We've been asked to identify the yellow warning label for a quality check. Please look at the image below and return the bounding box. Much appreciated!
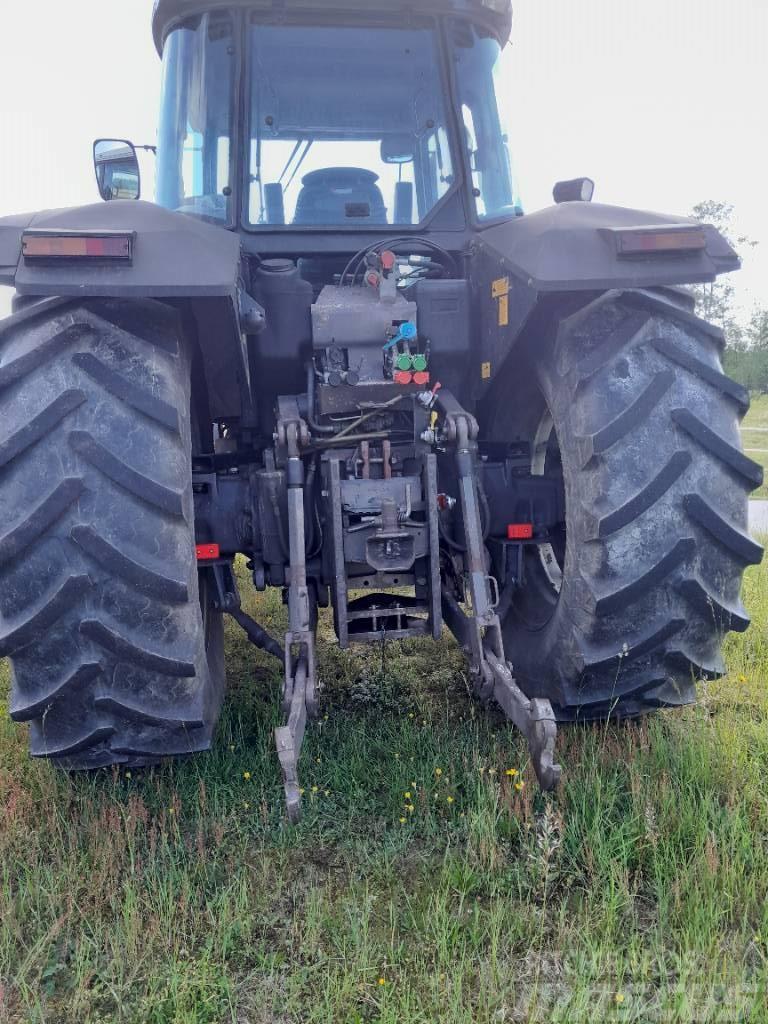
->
[498,293,509,327]
[492,277,510,327]
[481,361,492,380]
[491,277,509,299]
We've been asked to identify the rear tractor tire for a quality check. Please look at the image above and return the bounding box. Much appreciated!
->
[0,298,225,768]
[487,289,763,720]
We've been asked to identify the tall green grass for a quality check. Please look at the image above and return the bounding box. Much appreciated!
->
[1,553,768,1022]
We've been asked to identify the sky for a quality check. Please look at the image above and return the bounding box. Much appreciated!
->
[0,0,766,319]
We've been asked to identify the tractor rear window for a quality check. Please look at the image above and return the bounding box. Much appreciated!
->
[246,21,455,228]
[156,12,235,224]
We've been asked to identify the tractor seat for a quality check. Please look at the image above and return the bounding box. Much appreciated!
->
[293,167,387,225]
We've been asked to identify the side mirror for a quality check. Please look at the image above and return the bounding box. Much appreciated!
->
[94,139,141,201]
[553,177,595,204]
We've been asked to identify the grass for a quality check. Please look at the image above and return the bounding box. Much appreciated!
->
[742,394,768,499]
[2,554,768,1023]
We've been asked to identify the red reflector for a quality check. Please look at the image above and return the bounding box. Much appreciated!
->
[22,230,134,262]
[615,226,706,257]
[196,543,220,561]
[507,523,533,540]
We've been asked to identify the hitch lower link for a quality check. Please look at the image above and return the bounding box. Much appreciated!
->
[436,397,562,792]
[212,404,319,824]
[275,402,320,822]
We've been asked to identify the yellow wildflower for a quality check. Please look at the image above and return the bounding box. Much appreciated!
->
[405,803,415,813]
[243,771,251,781]
[435,767,443,777]
[404,791,412,800]
[399,817,406,824]
[505,768,518,777]
[311,785,319,794]
[514,781,524,792]
[378,977,386,986]
[614,993,625,1005]
[324,790,330,797]
[446,796,454,805]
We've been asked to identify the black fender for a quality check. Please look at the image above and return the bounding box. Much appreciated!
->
[469,201,739,402]
[0,200,249,421]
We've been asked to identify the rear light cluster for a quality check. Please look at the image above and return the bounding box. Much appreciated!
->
[613,225,706,257]
[507,523,533,540]
[22,230,134,262]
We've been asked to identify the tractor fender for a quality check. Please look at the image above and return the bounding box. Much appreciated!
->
[476,201,739,294]
[0,201,249,421]
[468,201,739,403]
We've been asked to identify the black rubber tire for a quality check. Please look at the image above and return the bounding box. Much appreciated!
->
[0,298,225,767]
[486,288,763,720]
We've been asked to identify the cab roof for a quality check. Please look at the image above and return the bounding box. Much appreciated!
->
[152,0,512,54]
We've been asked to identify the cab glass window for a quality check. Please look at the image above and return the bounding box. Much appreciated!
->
[451,21,521,220]
[156,12,235,224]
[247,20,455,227]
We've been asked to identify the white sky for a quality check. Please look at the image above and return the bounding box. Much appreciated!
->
[1,0,766,319]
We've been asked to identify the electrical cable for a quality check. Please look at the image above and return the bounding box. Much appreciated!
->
[340,236,458,286]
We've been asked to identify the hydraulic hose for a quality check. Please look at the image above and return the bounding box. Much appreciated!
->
[306,363,336,434]
[227,606,285,663]
[438,481,491,552]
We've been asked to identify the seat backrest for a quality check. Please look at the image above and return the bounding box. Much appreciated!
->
[293,167,387,225]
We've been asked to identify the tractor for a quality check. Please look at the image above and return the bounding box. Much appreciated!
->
[0,0,761,820]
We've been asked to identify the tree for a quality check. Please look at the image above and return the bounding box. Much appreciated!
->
[689,200,756,349]
[690,202,768,391]
[746,307,768,351]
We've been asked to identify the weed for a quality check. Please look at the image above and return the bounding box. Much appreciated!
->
[1,548,767,1021]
